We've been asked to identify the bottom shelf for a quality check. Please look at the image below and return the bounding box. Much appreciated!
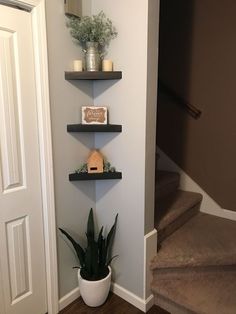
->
[69,172,122,181]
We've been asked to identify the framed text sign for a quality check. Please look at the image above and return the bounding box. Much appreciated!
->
[82,106,108,124]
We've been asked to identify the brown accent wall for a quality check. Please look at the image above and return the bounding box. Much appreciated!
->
[157,0,236,210]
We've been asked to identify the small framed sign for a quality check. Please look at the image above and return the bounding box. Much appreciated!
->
[82,106,108,124]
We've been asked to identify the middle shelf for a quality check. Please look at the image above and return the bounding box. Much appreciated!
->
[67,124,122,133]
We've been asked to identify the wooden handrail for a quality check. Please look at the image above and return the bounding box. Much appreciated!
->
[158,80,202,119]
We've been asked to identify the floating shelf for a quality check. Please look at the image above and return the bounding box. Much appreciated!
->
[69,172,122,181]
[67,124,122,133]
[65,71,122,80]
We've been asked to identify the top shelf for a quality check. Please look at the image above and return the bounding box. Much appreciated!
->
[65,71,122,81]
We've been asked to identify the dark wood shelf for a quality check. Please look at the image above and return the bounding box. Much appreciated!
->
[69,172,122,181]
[67,124,122,133]
[65,71,122,80]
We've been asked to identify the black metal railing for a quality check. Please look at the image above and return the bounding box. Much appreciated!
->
[158,80,202,119]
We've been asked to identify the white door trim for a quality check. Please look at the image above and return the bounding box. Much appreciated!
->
[12,1,59,313]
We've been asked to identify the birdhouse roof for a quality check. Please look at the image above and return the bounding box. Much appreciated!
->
[87,150,104,163]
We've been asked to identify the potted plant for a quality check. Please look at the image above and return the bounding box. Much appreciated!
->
[59,208,118,307]
[67,11,117,71]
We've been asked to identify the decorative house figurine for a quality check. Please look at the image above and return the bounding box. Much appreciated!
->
[87,150,104,173]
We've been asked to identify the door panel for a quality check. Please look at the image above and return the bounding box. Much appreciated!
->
[0,29,24,192]
[0,5,47,314]
[6,216,31,303]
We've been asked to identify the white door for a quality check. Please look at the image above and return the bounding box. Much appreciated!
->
[0,4,47,314]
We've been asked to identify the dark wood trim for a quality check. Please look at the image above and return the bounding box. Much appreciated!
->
[67,124,122,133]
[158,80,202,119]
[65,71,122,80]
[69,172,122,181]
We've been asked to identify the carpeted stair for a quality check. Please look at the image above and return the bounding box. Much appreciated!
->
[155,171,202,243]
[151,170,236,314]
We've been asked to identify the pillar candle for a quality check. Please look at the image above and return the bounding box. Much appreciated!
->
[102,60,113,72]
[73,60,83,71]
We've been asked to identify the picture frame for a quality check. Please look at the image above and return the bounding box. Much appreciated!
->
[82,106,108,124]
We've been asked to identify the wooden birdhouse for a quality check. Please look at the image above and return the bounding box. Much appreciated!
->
[87,150,104,173]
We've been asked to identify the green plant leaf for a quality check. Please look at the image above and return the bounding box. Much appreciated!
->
[84,246,92,277]
[66,11,117,48]
[60,210,118,281]
[59,228,85,266]
[106,254,119,266]
[81,268,91,280]
[91,241,99,277]
[97,226,104,263]
[98,226,104,246]
[98,236,106,267]
[106,213,118,253]
[86,208,95,242]
[98,265,109,279]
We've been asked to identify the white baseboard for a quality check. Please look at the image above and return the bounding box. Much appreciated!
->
[155,294,191,314]
[111,282,154,313]
[157,147,236,221]
[58,231,158,313]
[201,207,236,221]
[59,287,80,311]
[59,282,154,313]
[144,229,157,303]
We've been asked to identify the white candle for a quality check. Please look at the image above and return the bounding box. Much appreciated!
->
[102,60,113,72]
[73,60,83,71]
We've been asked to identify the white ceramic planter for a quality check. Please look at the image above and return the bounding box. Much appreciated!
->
[78,267,111,307]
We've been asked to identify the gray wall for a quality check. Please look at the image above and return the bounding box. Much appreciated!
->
[46,0,158,300]
[45,0,95,298]
[145,0,160,234]
[92,0,158,298]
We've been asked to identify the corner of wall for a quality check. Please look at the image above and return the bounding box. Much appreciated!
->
[145,0,160,235]
[46,0,95,299]
[51,0,160,307]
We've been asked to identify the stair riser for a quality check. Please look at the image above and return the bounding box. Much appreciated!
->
[152,261,236,272]
[154,294,196,314]
[155,170,180,199]
[156,180,180,200]
[158,202,201,243]
[152,265,236,281]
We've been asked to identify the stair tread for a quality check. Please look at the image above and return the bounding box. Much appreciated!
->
[151,213,236,270]
[151,269,236,314]
[155,190,202,231]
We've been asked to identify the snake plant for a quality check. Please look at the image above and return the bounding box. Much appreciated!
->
[59,208,118,281]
